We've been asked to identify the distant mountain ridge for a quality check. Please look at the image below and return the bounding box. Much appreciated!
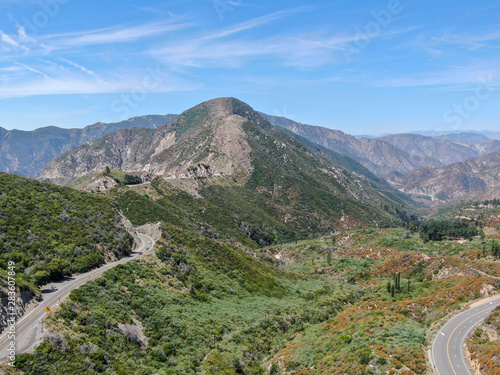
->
[1,106,498,183]
[379,133,482,166]
[261,113,500,180]
[399,151,500,205]
[0,114,176,176]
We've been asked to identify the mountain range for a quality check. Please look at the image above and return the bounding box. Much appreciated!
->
[0,114,176,176]
[398,151,500,205]
[41,98,415,235]
[1,98,499,207]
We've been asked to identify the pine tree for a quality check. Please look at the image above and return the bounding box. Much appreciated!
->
[492,240,500,259]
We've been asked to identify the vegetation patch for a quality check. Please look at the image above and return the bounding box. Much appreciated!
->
[0,172,133,286]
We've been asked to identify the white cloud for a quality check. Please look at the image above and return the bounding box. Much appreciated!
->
[152,26,415,69]
[0,29,28,50]
[375,67,499,88]
[0,73,200,99]
[41,19,193,50]
[201,7,312,41]
[432,29,500,50]
[15,63,51,79]
[59,58,97,77]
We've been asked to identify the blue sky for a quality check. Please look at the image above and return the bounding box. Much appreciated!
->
[0,0,499,135]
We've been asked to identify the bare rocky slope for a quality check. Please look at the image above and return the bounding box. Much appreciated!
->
[400,151,500,205]
[261,113,433,176]
[41,99,256,185]
[0,114,175,176]
[41,97,416,230]
[379,133,499,166]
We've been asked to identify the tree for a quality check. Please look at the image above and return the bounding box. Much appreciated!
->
[32,270,50,286]
[492,240,500,259]
[327,252,332,266]
[104,166,111,175]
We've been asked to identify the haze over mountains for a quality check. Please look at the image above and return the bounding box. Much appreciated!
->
[1,97,499,207]
[0,114,176,176]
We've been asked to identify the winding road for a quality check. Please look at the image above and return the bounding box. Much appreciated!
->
[432,294,500,375]
[0,233,154,363]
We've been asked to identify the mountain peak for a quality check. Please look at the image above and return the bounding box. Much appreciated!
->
[178,97,266,127]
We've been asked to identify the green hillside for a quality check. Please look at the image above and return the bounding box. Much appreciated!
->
[0,172,134,286]
[13,223,358,374]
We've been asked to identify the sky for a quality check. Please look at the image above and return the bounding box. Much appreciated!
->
[0,0,499,135]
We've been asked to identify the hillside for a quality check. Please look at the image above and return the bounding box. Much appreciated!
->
[400,151,500,205]
[0,172,134,287]
[6,223,500,374]
[0,115,175,176]
[262,114,500,183]
[41,98,416,236]
[437,132,492,145]
[261,113,441,176]
[8,222,359,375]
[379,133,494,165]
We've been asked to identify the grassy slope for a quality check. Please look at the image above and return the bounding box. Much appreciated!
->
[0,172,134,286]
[260,228,500,374]
[11,223,358,375]
[3,211,499,374]
[242,118,406,231]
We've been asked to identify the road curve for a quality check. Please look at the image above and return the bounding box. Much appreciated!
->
[0,233,155,363]
[432,294,500,375]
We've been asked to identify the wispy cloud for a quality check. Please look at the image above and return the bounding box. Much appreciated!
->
[41,19,193,50]
[152,25,416,69]
[59,58,97,77]
[133,6,174,17]
[0,29,28,51]
[15,62,51,79]
[375,66,499,89]
[428,29,500,51]
[0,74,199,99]
[201,7,312,41]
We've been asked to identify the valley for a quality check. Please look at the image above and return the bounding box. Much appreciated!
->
[1,97,500,374]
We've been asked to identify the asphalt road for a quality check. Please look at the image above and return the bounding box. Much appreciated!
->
[432,294,500,375]
[0,233,154,363]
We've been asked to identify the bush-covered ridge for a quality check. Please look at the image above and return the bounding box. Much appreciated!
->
[11,223,358,374]
[4,221,500,374]
[0,172,134,286]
